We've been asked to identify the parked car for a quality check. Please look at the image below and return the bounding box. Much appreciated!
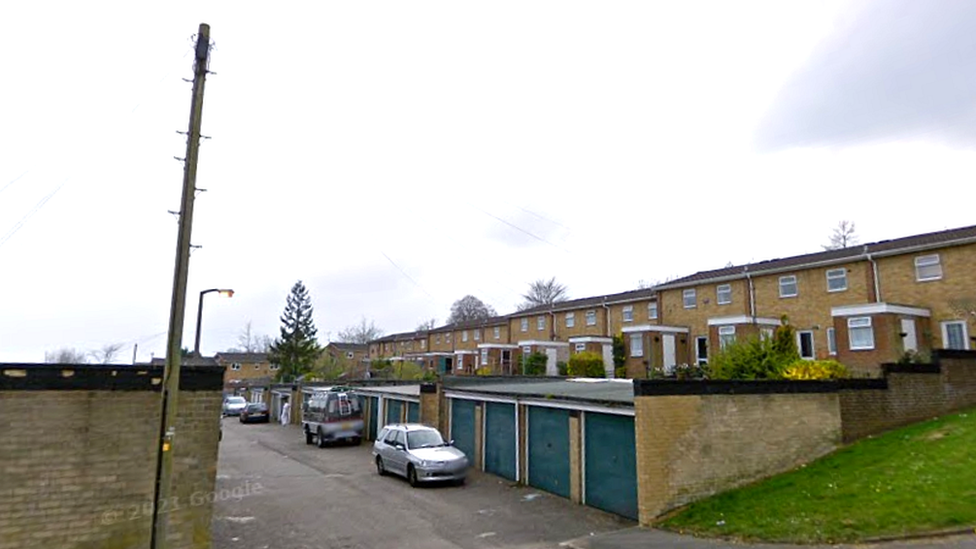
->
[302,387,364,447]
[372,423,468,486]
[222,396,247,417]
[240,402,270,424]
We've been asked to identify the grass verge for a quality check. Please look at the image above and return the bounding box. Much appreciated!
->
[659,409,976,544]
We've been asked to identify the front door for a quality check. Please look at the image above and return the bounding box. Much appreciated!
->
[663,334,677,374]
[901,318,918,353]
[545,348,558,376]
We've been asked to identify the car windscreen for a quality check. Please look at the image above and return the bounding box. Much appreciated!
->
[406,430,445,449]
[227,397,246,404]
[246,403,267,411]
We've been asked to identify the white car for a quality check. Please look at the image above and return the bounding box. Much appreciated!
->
[372,424,468,486]
[222,396,247,417]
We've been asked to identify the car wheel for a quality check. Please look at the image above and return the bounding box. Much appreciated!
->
[352,437,361,446]
[304,428,314,445]
[407,465,419,487]
[376,456,386,476]
[317,428,328,448]
[453,477,465,487]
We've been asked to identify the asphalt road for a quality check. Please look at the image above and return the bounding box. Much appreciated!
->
[212,419,633,549]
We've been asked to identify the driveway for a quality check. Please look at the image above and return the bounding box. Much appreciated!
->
[212,419,633,549]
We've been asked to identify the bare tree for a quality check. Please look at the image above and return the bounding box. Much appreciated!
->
[823,220,859,250]
[518,277,568,311]
[416,318,437,331]
[337,317,385,344]
[447,296,497,324]
[232,321,273,353]
[89,343,125,364]
[44,348,89,364]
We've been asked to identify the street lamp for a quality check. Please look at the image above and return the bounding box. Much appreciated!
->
[194,288,234,356]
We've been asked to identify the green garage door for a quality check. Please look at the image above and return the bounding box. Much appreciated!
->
[450,399,477,460]
[584,412,637,520]
[407,401,420,423]
[367,396,379,440]
[484,402,517,481]
[386,399,403,425]
[528,406,570,498]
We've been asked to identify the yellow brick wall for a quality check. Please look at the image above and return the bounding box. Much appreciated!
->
[609,299,655,335]
[634,393,841,523]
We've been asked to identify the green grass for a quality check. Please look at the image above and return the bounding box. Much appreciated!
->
[659,410,976,544]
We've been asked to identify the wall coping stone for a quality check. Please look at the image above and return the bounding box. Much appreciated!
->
[0,363,223,391]
[633,378,887,396]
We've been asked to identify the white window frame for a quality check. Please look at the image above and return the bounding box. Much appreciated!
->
[346,351,355,359]
[585,310,597,326]
[941,320,970,350]
[574,343,586,353]
[683,289,696,309]
[521,318,529,332]
[421,339,427,349]
[718,326,736,350]
[648,302,658,320]
[915,254,943,282]
[480,348,489,364]
[522,346,532,356]
[270,363,280,370]
[537,316,546,331]
[848,317,875,350]
[629,334,644,357]
[826,268,848,292]
[566,312,575,328]
[474,330,481,341]
[695,336,708,366]
[797,330,815,360]
[716,284,732,305]
[760,327,774,341]
[622,305,634,322]
[779,275,798,298]
[462,330,469,342]
[493,326,500,340]
[231,363,241,371]
[435,334,441,344]
[827,327,837,355]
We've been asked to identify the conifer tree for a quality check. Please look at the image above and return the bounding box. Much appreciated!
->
[268,280,323,381]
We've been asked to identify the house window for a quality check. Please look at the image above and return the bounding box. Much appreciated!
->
[695,336,708,366]
[716,284,732,305]
[521,318,529,332]
[421,339,427,348]
[648,302,658,320]
[435,334,440,344]
[797,331,815,360]
[630,334,644,357]
[270,363,280,370]
[566,312,575,328]
[683,289,696,309]
[523,346,532,356]
[574,343,586,353]
[254,363,260,370]
[942,321,970,350]
[585,310,597,326]
[760,327,774,341]
[474,330,480,341]
[537,316,546,331]
[827,328,837,355]
[718,326,736,349]
[462,331,469,342]
[848,317,874,350]
[481,349,489,364]
[915,254,942,281]
[493,327,500,340]
[444,334,451,344]
[623,306,634,322]
[231,363,241,371]
[779,275,798,298]
[826,268,847,292]
[346,351,354,359]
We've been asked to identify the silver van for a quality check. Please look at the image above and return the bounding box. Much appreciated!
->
[302,387,364,447]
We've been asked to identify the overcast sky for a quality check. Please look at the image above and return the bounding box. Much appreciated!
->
[2,1,974,363]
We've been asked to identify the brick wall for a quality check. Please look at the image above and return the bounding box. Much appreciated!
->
[633,382,843,523]
[0,364,223,549]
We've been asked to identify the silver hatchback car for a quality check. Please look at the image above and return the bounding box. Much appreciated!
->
[372,424,469,486]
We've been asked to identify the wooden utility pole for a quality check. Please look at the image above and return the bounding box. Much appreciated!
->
[152,23,211,549]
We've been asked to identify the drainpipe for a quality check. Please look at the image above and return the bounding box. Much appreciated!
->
[602,297,611,337]
[865,246,882,303]
[745,267,756,319]
[549,307,557,341]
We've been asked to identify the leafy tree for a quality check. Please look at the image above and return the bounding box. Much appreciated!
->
[518,277,569,310]
[568,351,606,378]
[308,353,347,381]
[44,348,89,364]
[709,318,800,380]
[446,295,497,324]
[337,317,384,344]
[268,281,323,382]
[823,220,859,250]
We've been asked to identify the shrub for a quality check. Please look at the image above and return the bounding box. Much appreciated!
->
[674,362,709,380]
[557,361,568,376]
[612,334,626,369]
[782,359,850,380]
[615,365,629,379]
[709,317,801,380]
[475,366,493,376]
[567,351,606,378]
[522,352,548,376]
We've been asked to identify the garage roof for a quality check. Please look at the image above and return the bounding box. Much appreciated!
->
[446,378,634,405]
